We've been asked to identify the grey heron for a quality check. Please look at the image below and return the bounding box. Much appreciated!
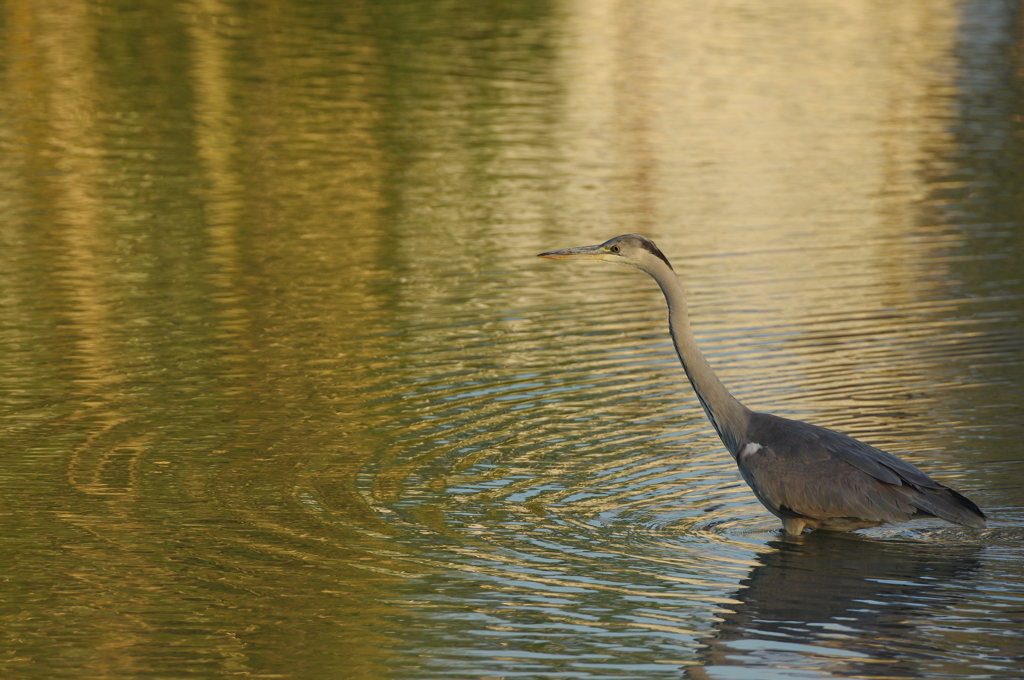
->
[538,234,986,534]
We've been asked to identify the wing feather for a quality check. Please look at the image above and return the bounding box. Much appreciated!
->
[739,412,986,529]
[740,448,915,523]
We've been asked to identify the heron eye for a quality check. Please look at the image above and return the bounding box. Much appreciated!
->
[610,245,620,253]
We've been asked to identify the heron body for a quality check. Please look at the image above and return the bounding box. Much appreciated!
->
[538,234,986,534]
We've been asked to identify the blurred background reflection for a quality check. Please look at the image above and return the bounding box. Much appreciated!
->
[1,0,1022,678]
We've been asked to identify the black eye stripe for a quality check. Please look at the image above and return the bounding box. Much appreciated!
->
[639,241,673,269]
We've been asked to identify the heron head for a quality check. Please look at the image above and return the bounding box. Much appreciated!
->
[537,234,673,272]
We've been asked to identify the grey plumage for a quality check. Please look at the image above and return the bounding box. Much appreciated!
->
[740,413,985,531]
[539,234,986,534]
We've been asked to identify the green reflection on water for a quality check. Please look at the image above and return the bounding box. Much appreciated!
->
[1,0,564,676]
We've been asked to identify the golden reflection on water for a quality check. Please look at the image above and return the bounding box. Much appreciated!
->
[550,0,989,474]
[184,0,245,281]
[0,0,1021,678]
[556,0,962,313]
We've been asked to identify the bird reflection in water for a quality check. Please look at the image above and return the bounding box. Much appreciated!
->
[684,531,983,679]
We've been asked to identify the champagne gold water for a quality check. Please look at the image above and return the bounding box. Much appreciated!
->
[1,2,1022,678]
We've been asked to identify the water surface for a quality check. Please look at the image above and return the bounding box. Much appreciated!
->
[1,1,1023,678]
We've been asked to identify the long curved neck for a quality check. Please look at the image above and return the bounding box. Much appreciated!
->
[645,259,750,456]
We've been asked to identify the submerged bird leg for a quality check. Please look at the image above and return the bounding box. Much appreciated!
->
[783,517,807,534]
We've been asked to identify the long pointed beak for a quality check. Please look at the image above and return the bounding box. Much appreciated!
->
[537,244,604,260]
